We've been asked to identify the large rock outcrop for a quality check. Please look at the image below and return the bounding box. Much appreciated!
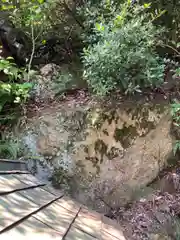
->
[19,100,173,210]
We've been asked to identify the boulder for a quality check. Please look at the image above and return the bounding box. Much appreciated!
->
[19,101,173,209]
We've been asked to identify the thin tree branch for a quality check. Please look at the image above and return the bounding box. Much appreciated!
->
[161,43,180,56]
[28,22,35,81]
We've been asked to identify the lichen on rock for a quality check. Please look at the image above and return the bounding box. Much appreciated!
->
[18,100,173,209]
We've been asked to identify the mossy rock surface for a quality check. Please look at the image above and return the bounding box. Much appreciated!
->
[18,101,172,209]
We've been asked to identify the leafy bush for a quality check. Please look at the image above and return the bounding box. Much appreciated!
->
[78,0,122,44]
[0,58,32,124]
[4,0,85,63]
[82,16,165,95]
[0,140,19,159]
[1,0,51,36]
[140,0,180,57]
[0,58,23,81]
[1,0,58,67]
[0,82,32,110]
[0,58,32,158]
[80,0,179,58]
[0,130,22,158]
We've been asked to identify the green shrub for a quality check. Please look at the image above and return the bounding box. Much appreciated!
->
[0,58,32,125]
[140,0,180,57]
[0,58,22,81]
[82,16,165,96]
[0,140,19,159]
[0,82,32,110]
[80,0,179,58]
[78,0,120,43]
[0,59,32,159]
[0,131,21,158]
[78,0,132,45]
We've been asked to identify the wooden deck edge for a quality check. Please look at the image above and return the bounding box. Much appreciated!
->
[39,185,64,197]
[0,184,46,196]
[0,171,30,174]
[62,207,82,239]
[0,194,64,234]
[14,175,46,186]
[0,159,26,164]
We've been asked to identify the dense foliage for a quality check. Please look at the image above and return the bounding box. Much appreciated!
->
[80,0,180,57]
[0,58,32,158]
[0,58,32,123]
[0,0,179,98]
[82,3,165,95]
[0,0,179,156]
[140,0,180,57]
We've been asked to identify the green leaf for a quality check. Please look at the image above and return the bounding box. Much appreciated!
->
[95,23,105,32]
[6,57,14,60]
[42,39,46,44]
[38,0,45,4]
[143,3,151,9]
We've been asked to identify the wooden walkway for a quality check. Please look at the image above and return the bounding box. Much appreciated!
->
[0,159,126,240]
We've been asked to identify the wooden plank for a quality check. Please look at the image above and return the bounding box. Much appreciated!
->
[73,207,102,238]
[1,216,63,240]
[65,226,96,240]
[18,187,61,206]
[0,192,38,231]
[0,174,45,194]
[101,230,125,240]
[0,187,61,233]
[0,175,29,194]
[40,184,63,197]
[14,174,45,186]
[56,196,81,214]
[33,201,77,235]
[72,208,126,240]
